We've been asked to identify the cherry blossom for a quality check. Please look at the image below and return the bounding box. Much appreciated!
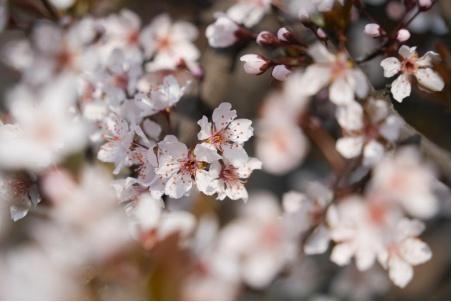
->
[282,182,333,255]
[226,0,272,27]
[130,193,195,249]
[0,76,87,171]
[197,102,254,165]
[217,192,298,288]
[335,98,403,166]
[377,218,432,288]
[380,45,445,102]
[140,14,199,71]
[155,135,216,199]
[368,147,439,219]
[299,43,369,105]
[205,14,240,48]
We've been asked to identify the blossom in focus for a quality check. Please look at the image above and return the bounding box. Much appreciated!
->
[298,43,369,105]
[197,102,253,165]
[380,45,445,102]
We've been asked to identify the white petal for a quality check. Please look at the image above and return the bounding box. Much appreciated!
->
[223,144,248,166]
[225,118,253,144]
[197,115,212,140]
[158,211,195,239]
[164,172,193,199]
[271,64,291,81]
[194,143,221,163]
[355,248,376,271]
[388,256,413,288]
[195,169,219,196]
[298,65,331,96]
[335,102,364,131]
[329,77,354,105]
[399,238,432,266]
[336,136,364,158]
[307,42,335,63]
[380,57,401,78]
[304,225,330,255]
[416,51,440,67]
[398,45,416,59]
[379,115,403,142]
[363,140,385,166]
[212,102,237,131]
[350,69,369,98]
[391,73,411,102]
[415,68,445,92]
[330,243,354,266]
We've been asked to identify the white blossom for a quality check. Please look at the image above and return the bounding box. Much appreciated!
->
[380,45,445,102]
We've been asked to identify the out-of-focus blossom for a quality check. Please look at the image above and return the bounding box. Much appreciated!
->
[380,45,445,102]
[282,182,333,254]
[226,0,272,27]
[256,74,310,174]
[335,98,403,166]
[0,76,87,171]
[130,193,195,248]
[368,147,439,219]
[140,14,199,71]
[217,192,298,288]
[299,43,369,105]
[206,14,240,48]
[377,218,432,288]
[49,0,75,10]
[297,0,344,19]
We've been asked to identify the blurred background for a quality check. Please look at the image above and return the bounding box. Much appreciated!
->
[0,0,450,300]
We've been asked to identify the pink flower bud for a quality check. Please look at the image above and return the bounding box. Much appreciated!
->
[277,27,295,43]
[271,65,291,81]
[256,31,279,46]
[418,0,432,10]
[396,29,411,42]
[364,23,381,38]
[316,28,327,39]
[239,54,271,75]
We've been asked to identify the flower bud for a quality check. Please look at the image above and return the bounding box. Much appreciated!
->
[271,65,291,81]
[240,54,271,75]
[364,23,381,38]
[316,28,327,40]
[277,27,296,43]
[256,31,279,46]
[418,0,432,10]
[396,28,411,42]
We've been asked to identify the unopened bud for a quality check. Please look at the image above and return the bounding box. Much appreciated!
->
[256,31,279,46]
[316,28,327,40]
[240,54,271,75]
[364,23,382,38]
[418,0,433,10]
[271,65,291,81]
[396,28,411,42]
